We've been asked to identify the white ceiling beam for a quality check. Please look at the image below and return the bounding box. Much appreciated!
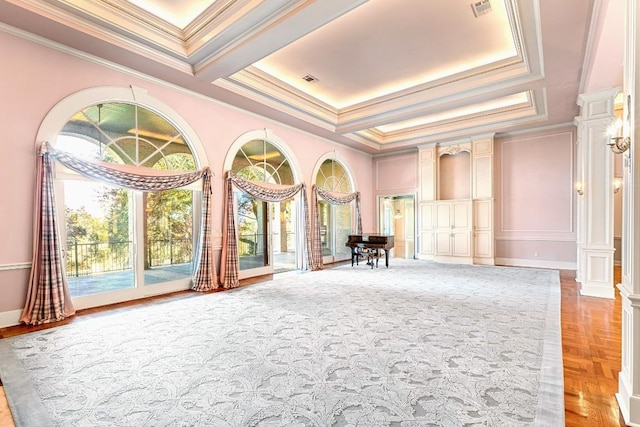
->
[193,0,368,82]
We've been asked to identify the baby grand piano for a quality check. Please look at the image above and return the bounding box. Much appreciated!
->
[346,235,395,268]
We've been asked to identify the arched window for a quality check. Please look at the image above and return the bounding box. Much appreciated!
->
[314,157,355,262]
[227,132,300,278]
[37,87,207,309]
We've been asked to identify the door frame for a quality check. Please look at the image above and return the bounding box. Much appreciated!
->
[376,193,417,259]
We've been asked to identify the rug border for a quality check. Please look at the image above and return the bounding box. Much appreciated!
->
[0,339,51,427]
[0,263,566,426]
[533,269,565,426]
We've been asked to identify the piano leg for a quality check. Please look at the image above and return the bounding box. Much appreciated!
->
[385,249,389,268]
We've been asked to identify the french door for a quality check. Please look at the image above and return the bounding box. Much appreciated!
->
[59,176,198,310]
[319,201,352,263]
[236,193,273,278]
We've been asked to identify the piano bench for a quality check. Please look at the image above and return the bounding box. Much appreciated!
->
[351,244,379,268]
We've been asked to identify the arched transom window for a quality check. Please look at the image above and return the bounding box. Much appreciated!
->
[56,102,200,302]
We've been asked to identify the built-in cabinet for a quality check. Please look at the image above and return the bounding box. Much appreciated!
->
[418,135,494,265]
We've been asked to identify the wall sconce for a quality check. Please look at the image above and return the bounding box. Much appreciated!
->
[613,177,622,193]
[607,95,632,154]
[607,118,631,154]
[574,182,584,196]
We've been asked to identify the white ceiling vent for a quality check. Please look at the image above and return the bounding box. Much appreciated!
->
[302,74,319,83]
[471,0,492,17]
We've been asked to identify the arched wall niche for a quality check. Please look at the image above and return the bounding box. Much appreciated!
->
[438,149,471,200]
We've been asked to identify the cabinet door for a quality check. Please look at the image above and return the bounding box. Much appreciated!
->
[435,203,451,228]
[420,231,434,254]
[452,231,471,256]
[452,201,471,229]
[435,231,452,255]
[474,231,492,258]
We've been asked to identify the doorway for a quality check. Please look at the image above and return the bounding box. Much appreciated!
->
[379,194,416,259]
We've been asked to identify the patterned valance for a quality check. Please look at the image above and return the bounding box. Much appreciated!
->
[316,188,359,205]
[228,171,304,202]
[51,145,207,191]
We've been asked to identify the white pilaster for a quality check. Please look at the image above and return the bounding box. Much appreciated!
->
[574,115,585,284]
[575,89,617,299]
[617,0,640,423]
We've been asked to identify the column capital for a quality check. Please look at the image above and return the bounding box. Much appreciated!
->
[577,88,621,121]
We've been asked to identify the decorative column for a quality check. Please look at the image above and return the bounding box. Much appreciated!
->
[471,135,495,265]
[616,0,640,423]
[575,89,617,299]
[574,115,585,284]
[417,145,436,258]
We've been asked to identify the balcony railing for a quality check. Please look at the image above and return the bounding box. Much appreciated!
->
[237,232,296,256]
[66,233,296,278]
[66,239,192,277]
[238,233,265,256]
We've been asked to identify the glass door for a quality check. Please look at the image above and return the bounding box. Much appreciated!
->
[63,179,135,299]
[273,199,297,273]
[318,201,332,259]
[314,158,355,263]
[378,195,416,259]
[237,193,272,278]
[334,203,352,260]
[143,189,195,287]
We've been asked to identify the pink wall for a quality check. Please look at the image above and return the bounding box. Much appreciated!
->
[374,153,419,193]
[0,31,374,313]
[372,153,419,233]
[494,129,577,266]
[0,28,579,317]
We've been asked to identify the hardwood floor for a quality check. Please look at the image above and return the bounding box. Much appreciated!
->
[562,267,623,426]
[0,268,625,426]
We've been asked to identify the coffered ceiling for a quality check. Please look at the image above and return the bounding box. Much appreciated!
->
[0,0,608,154]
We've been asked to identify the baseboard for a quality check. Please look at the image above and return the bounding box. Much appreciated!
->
[495,257,577,270]
[616,385,640,427]
[433,255,473,264]
[473,257,495,265]
[0,309,22,328]
[580,282,615,299]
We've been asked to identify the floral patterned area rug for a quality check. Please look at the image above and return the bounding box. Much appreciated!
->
[0,259,563,426]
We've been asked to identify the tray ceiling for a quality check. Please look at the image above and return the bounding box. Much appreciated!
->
[0,0,599,153]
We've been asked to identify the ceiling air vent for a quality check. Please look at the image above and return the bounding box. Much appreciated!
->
[302,74,319,83]
[471,0,492,17]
